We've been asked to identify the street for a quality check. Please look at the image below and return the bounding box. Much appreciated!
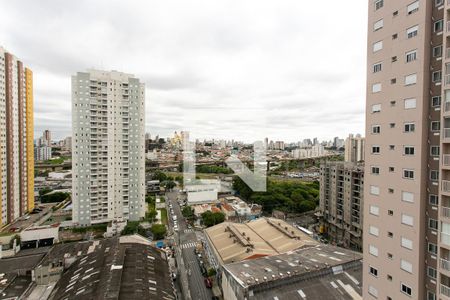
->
[166,190,213,300]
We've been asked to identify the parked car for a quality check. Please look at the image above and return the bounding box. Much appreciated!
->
[204,277,212,288]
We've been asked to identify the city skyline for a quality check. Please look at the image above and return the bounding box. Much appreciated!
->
[0,0,367,142]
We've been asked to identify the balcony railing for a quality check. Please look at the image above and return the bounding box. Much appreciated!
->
[443,180,450,193]
[445,129,450,138]
[442,258,450,271]
[444,207,450,218]
[442,284,450,298]
[444,155,450,166]
[442,232,450,246]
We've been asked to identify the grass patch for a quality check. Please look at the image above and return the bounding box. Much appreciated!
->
[160,208,168,225]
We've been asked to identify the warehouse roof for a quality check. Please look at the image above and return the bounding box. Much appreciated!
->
[223,244,362,300]
[205,217,317,264]
[49,235,175,300]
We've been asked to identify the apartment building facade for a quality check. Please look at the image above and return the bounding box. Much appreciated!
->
[344,133,365,163]
[0,47,34,227]
[319,161,364,251]
[364,0,444,299]
[72,70,145,225]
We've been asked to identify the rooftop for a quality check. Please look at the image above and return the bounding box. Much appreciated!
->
[223,244,362,299]
[205,217,317,264]
[48,235,175,300]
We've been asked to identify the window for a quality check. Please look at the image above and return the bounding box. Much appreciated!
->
[428,267,437,279]
[431,121,440,131]
[388,188,394,194]
[403,169,414,179]
[392,56,397,62]
[406,49,417,62]
[390,78,397,84]
[370,205,380,216]
[429,194,439,206]
[428,291,437,300]
[369,266,378,277]
[407,1,419,14]
[372,125,381,134]
[404,123,415,132]
[393,10,398,16]
[405,74,417,85]
[401,283,412,296]
[404,146,415,155]
[370,185,380,195]
[369,225,379,236]
[436,0,444,6]
[390,100,396,106]
[369,285,378,298]
[389,145,395,150]
[387,275,393,281]
[402,191,414,203]
[432,71,442,83]
[375,0,383,10]
[388,210,394,216]
[406,25,418,38]
[431,145,440,156]
[373,41,383,52]
[402,214,414,226]
[428,242,438,254]
[387,252,393,259]
[433,45,442,58]
[389,167,395,172]
[372,145,380,154]
[369,245,379,256]
[401,237,413,250]
[429,218,438,230]
[431,96,441,107]
[373,62,382,73]
[392,33,398,39]
[374,19,383,31]
[387,231,393,238]
[434,19,444,32]
[371,166,380,175]
[372,83,382,93]
[401,259,413,273]
[372,103,381,113]
[431,170,439,181]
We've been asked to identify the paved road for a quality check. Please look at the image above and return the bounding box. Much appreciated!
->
[167,190,212,300]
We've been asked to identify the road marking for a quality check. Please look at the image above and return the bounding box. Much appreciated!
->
[181,242,197,249]
[297,289,306,298]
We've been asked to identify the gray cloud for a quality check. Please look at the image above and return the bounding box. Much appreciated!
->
[0,0,367,142]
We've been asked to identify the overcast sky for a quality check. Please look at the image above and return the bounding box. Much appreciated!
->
[0,0,367,143]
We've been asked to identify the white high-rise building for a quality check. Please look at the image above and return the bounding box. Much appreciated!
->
[344,134,365,163]
[72,70,145,225]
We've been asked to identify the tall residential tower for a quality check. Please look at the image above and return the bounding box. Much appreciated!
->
[0,47,34,227]
[364,0,445,299]
[72,70,145,225]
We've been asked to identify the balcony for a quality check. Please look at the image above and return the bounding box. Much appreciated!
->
[443,232,450,246]
[444,207,450,219]
[442,284,450,298]
[443,258,450,272]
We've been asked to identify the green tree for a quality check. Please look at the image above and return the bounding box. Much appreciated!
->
[41,192,70,203]
[165,180,176,190]
[150,224,167,240]
[182,206,195,220]
[201,211,225,227]
[145,209,157,222]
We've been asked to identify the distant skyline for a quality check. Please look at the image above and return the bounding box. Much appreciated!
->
[0,0,367,142]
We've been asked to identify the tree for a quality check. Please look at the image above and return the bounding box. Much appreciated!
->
[39,187,53,197]
[150,224,167,240]
[207,268,217,277]
[121,221,145,235]
[41,192,70,203]
[201,211,225,227]
[145,209,157,222]
[153,171,167,182]
[165,180,176,190]
[182,206,195,220]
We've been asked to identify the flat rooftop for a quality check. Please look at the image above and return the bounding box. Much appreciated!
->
[205,217,317,264]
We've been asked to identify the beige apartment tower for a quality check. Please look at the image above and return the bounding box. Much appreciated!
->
[364,0,447,299]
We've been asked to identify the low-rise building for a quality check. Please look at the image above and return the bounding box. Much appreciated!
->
[221,245,362,300]
[185,183,219,205]
[204,217,317,265]
[318,161,364,251]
